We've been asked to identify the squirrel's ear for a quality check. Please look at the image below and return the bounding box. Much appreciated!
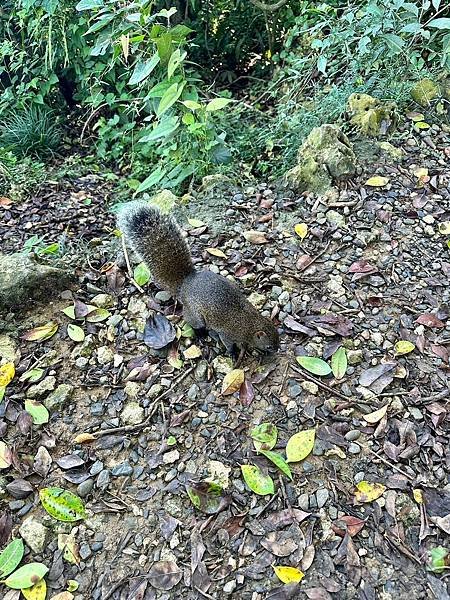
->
[254,330,266,340]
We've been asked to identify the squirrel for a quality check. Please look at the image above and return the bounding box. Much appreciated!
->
[117,202,279,357]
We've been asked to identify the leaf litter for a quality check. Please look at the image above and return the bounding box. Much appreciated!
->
[1,126,450,598]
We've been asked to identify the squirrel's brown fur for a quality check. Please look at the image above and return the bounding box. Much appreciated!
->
[118,202,279,355]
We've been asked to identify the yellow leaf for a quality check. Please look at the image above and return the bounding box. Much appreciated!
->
[273,565,305,584]
[438,222,450,235]
[21,578,47,600]
[294,223,308,240]
[354,481,386,503]
[73,433,96,444]
[365,176,389,187]
[49,593,74,600]
[414,121,430,130]
[206,247,227,258]
[363,405,388,424]
[183,345,202,359]
[187,218,205,227]
[58,533,81,565]
[0,362,15,387]
[413,488,424,504]
[413,167,428,179]
[286,429,315,463]
[221,369,245,395]
[394,340,415,355]
[120,34,129,61]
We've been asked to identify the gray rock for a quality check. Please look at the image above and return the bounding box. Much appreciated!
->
[27,376,56,399]
[43,384,74,411]
[79,543,92,560]
[121,402,144,425]
[77,479,94,498]
[111,462,133,477]
[0,253,72,311]
[19,516,49,553]
[96,470,110,489]
[316,488,329,508]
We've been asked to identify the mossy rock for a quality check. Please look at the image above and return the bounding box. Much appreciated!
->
[284,124,356,194]
[411,78,439,106]
[347,93,397,137]
[149,189,178,214]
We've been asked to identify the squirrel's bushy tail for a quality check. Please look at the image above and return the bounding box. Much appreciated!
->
[117,201,194,295]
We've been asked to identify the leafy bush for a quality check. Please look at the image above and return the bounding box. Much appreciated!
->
[0,105,62,156]
[279,0,450,81]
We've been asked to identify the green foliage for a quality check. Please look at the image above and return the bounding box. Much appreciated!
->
[279,0,450,80]
[0,105,62,156]
[0,148,46,201]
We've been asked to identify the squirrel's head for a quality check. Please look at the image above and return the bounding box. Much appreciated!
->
[251,319,280,354]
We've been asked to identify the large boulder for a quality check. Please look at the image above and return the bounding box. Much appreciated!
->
[347,93,397,136]
[0,253,72,311]
[284,124,356,194]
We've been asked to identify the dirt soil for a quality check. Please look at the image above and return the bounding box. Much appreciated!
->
[0,124,450,600]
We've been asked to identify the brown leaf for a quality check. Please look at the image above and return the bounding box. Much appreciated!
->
[260,530,299,557]
[415,313,445,328]
[284,315,315,336]
[147,561,182,591]
[0,196,13,207]
[0,512,12,546]
[221,369,245,395]
[331,516,365,538]
[260,508,311,532]
[266,584,302,599]
[296,255,313,271]
[358,362,397,394]
[239,379,255,406]
[242,230,269,244]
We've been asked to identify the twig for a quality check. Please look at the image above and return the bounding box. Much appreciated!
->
[249,0,290,11]
[357,444,414,481]
[88,367,195,438]
[297,240,332,273]
[277,361,290,395]
[254,491,280,519]
[121,235,145,294]
[290,365,350,401]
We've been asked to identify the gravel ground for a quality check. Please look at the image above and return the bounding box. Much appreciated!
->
[0,123,449,600]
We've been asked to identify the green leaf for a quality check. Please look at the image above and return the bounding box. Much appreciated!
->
[21,322,58,342]
[250,422,278,451]
[241,464,274,496]
[182,100,201,110]
[156,32,173,64]
[260,450,292,480]
[317,55,327,74]
[427,546,449,573]
[75,0,103,10]
[128,55,160,86]
[139,117,179,143]
[85,308,111,323]
[3,562,48,589]
[186,481,227,514]
[25,400,49,425]
[428,18,450,29]
[383,33,405,52]
[67,324,85,343]
[39,487,86,522]
[62,305,76,319]
[167,49,186,79]
[205,97,232,112]
[19,368,44,383]
[134,262,151,286]
[286,429,316,463]
[135,166,165,194]
[156,83,185,117]
[0,539,24,577]
[296,356,332,376]
[331,347,347,380]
